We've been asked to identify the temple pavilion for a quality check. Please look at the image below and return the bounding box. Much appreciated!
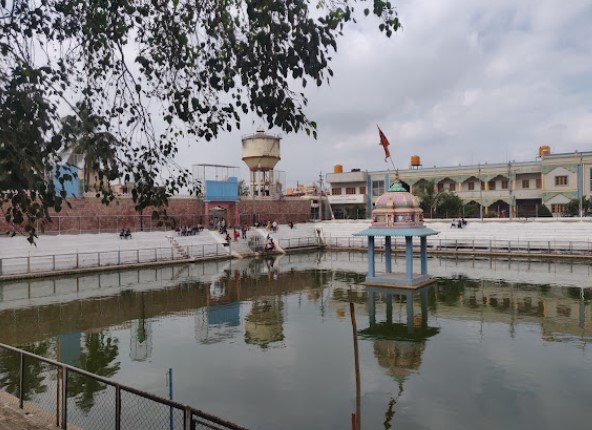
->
[353,175,438,288]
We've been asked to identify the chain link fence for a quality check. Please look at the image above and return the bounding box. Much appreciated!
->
[0,342,248,430]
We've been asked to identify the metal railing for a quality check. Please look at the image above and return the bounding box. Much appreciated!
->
[277,237,322,249]
[0,342,248,430]
[0,244,230,277]
[323,236,592,256]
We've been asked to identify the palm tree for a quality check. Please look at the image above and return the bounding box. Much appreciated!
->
[60,102,120,193]
[413,180,436,217]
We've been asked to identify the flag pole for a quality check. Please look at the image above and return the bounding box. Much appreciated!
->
[388,156,396,171]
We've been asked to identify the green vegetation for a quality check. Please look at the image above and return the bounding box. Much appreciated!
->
[413,181,465,218]
[563,197,591,217]
[537,204,552,217]
[0,0,401,241]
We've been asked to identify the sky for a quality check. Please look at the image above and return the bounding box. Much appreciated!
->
[175,0,592,189]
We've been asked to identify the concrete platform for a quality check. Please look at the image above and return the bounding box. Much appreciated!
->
[0,398,59,429]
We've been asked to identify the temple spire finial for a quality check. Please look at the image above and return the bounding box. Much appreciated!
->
[388,170,406,192]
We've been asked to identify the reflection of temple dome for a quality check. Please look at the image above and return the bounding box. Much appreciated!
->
[244,299,284,348]
[371,176,424,229]
[373,340,425,381]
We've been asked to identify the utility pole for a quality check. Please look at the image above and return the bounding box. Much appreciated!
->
[319,172,324,221]
[579,152,584,220]
[508,161,513,220]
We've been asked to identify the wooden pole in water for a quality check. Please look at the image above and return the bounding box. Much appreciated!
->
[350,301,361,430]
[56,337,60,427]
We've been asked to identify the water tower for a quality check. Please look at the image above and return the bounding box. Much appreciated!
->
[242,130,282,197]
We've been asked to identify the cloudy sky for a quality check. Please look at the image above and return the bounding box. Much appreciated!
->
[175,0,592,188]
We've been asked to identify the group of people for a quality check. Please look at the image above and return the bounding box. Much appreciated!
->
[223,224,249,246]
[265,220,279,232]
[175,225,203,236]
[119,228,132,239]
[451,218,468,229]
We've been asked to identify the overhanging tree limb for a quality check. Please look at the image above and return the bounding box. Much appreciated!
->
[0,0,401,241]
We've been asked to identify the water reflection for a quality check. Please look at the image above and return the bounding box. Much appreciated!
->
[361,286,440,429]
[0,253,591,430]
[68,332,120,412]
[130,292,152,361]
[245,299,285,348]
[0,342,50,400]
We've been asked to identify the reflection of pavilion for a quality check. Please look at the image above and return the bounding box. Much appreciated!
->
[361,286,439,389]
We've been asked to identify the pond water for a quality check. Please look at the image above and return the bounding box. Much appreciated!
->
[0,252,591,429]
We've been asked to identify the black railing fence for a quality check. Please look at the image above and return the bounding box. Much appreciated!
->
[0,343,248,430]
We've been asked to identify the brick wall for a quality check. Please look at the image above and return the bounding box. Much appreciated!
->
[1,197,311,234]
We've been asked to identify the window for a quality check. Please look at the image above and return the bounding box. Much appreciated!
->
[522,179,529,189]
[501,180,509,189]
[468,182,475,191]
[555,176,568,186]
[535,178,541,189]
[551,204,567,214]
[359,186,366,195]
[346,187,356,195]
[372,180,384,196]
[437,183,444,192]
[331,188,341,195]
[488,180,496,190]
[449,183,456,192]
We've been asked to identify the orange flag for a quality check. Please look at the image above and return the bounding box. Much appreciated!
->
[377,126,391,162]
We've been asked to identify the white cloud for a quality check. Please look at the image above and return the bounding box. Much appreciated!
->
[178,0,592,186]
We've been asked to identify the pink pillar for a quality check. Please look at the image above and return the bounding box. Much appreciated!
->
[235,202,239,227]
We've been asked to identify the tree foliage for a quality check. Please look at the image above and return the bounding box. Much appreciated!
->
[238,179,250,197]
[60,102,121,193]
[564,197,591,217]
[0,0,401,241]
[412,180,435,216]
[412,181,464,218]
[537,204,552,217]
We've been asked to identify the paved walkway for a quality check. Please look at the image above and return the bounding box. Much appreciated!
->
[0,402,58,430]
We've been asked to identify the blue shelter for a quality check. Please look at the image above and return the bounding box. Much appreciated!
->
[354,175,438,288]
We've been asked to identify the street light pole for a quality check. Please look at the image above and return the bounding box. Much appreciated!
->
[579,152,584,220]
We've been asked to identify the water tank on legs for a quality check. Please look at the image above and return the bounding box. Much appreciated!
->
[242,129,281,171]
[242,130,282,198]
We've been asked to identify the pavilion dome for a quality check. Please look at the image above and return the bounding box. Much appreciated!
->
[371,175,424,229]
